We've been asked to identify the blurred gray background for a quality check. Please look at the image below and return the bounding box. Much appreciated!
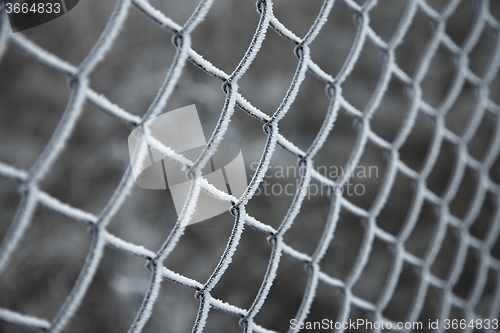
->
[1,0,500,332]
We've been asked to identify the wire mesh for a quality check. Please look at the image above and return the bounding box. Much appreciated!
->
[0,0,500,332]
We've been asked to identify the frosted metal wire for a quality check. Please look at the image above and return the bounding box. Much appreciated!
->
[0,0,499,332]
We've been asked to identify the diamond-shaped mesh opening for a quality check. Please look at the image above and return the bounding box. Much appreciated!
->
[489,146,500,185]
[63,246,151,333]
[313,109,360,177]
[426,138,456,197]
[382,262,419,323]
[320,209,365,282]
[398,110,435,171]
[468,25,498,78]
[210,226,271,310]
[345,141,387,211]
[467,109,497,161]
[0,207,91,320]
[106,183,178,251]
[0,48,69,170]
[88,9,176,115]
[277,72,332,151]
[430,224,460,280]
[236,29,298,115]
[491,225,500,261]
[491,0,500,21]
[341,39,383,111]
[0,178,21,241]
[421,44,456,108]
[23,0,117,64]
[309,0,357,77]
[202,308,243,333]
[140,277,200,333]
[306,279,341,327]
[445,81,477,135]
[395,8,434,77]
[352,238,393,304]
[253,254,308,332]
[190,0,260,75]
[448,166,478,220]
[164,214,236,283]
[469,190,497,241]
[444,0,476,47]
[368,0,408,43]
[148,0,200,25]
[490,69,500,105]
[272,0,325,38]
[38,102,131,214]
[427,0,449,13]
[405,199,439,259]
[416,285,441,324]
[452,247,479,300]
[283,182,331,256]
[370,77,410,143]
[474,268,499,318]
[376,170,414,236]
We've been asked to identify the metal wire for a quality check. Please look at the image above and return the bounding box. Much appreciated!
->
[0,0,500,332]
